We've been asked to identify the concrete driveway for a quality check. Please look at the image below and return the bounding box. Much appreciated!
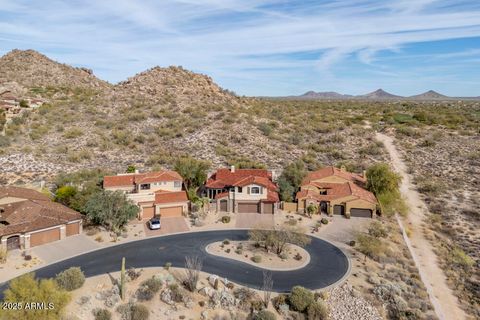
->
[143,217,189,237]
[235,212,274,229]
[32,234,100,264]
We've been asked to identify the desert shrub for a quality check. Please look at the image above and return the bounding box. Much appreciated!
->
[320,218,329,225]
[294,253,302,261]
[221,216,231,223]
[55,267,85,291]
[93,308,112,320]
[356,233,387,261]
[307,300,328,320]
[258,122,273,136]
[63,127,83,139]
[289,286,314,312]
[137,277,163,301]
[164,262,172,270]
[223,239,230,245]
[252,255,262,263]
[253,309,276,320]
[117,302,150,320]
[168,284,185,302]
[0,135,11,147]
[127,267,141,280]
[272,294,288,310]
[449,247,475,270]
[368,221,388,238]
[0,247,7,264]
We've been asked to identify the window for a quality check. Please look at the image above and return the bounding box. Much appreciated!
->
[238,186,242,193]
[319,190,327,195]
[174,181,181,188]
[140,184,150,190]
[251,186,260,194]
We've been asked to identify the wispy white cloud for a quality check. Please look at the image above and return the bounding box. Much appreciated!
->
[0,0,479,95]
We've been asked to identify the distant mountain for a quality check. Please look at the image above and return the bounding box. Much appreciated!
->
[359,88,403,100]
[409,90,449,100]
[276,88,480,101]
[298,91,352,99]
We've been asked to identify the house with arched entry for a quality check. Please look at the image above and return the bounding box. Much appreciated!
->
[0,186,83,251]
[296,166,377,218]
[103,170,189,220]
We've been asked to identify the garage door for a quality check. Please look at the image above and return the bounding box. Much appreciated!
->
[333,205,345,215]
[220,200,228,212]
[142,206,155,220]
[350,208,372,218]
[30,228,60,247]
[160,206,183,217]
[263,203,274,214]
[238,202,260,213]
[66,222,80,236]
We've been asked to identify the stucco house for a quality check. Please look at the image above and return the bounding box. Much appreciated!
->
[203,166,279,214]
[296,166,377,218]
[103,170,189,220]
[0,186,83,251]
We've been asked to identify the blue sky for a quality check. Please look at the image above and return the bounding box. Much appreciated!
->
[1,0,480,96]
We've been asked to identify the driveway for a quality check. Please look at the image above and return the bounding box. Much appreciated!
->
[235,213,274,229]
[143,217,189,237]
[0,230,349,296]
[32,234,100,264]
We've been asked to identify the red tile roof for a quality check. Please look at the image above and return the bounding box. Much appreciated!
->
[103,170,183,188]
[0,186,50,201]
[0,198,82,236]
[296,182,376,204]
[155,190,188,204]
[302,166,366,185]
[206,168,276,191]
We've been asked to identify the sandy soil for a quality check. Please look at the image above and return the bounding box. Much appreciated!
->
[376,132,467,320]
[67,267,275,320]
[206,240,309,271]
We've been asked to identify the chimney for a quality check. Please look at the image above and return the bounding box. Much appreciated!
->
[135,169,139,174]
[230,165,235,173]
[363,170,367,179]
[340,165,346,172]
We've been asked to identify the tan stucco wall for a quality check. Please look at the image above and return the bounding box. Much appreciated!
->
[136,180,182,193]
[345,199,376,212]
[105,185,135,193]
[231,184,268,201]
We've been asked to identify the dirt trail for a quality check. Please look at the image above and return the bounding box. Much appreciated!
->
[376,132,467,320]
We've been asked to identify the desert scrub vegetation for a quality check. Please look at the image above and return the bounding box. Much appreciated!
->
[55,266,85,291]
[354,219,437,319]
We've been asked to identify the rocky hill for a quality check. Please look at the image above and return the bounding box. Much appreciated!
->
[0,49,111,91]
[294,91,352,100]
[114,66,238,107]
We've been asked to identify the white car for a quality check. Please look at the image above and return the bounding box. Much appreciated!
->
[148,217,161,230]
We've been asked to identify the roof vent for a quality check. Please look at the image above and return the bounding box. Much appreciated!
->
[230,165,235,173]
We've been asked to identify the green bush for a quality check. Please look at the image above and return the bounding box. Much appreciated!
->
[221,216,231,223]
[251,255,262,263]
[253,309,276,320]
[168,284,185,303]
[137,277,163,301]
[289,286,314,312]
[55,267,85,291]
[93,308,112,320]
[223,239,230,245]
[320,218,329,225]
[307,300,329,320]
[272,294,288,310]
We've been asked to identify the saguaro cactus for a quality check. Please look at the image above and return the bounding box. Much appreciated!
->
[120,257,126,300]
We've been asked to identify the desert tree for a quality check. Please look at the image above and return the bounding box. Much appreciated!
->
[184,255,203,292]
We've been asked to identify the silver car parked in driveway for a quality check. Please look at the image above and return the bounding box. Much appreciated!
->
[148,217,161,230]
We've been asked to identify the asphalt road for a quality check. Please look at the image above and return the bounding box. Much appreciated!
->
[0,230,348,297]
